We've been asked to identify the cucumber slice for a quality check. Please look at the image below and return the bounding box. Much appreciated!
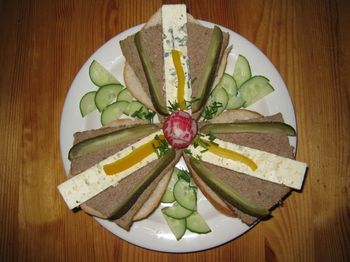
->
[79,91,97,117]
[239,76,274,107]
[227,94,245,109]
[100,101,129,126]
[95,84,124,112]
[186,212,211,234]
[79,91,96,117]
[206,86,229,116]
[89,60,120,87]
[162,213,186,241]
[173,179,197,211]
[162,202,193,219]
[161,168,180,203]
[233,54,252,87]
[161,190,175,203]
[218,73,237,96]
[124,101,143,116]
[117,88,133,102]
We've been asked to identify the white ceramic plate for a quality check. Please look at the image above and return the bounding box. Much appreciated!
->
[60,21,296,253]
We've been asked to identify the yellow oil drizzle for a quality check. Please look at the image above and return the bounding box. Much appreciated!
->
[172,49,186,110]
[103,135,165,176]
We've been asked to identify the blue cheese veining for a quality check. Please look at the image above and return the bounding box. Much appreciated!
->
[162,4,192,112]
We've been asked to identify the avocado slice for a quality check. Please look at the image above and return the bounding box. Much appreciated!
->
[192,26,223,113]
[200,122,296,136]
[107,148,176,220]
[68,124,160,160]
[189,157,270,218]
[134,32,169,116]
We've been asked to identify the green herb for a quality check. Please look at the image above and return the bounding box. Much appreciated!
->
[152,135,170,158]
[200,148,209,153]
[184,149,192,155]
[192,134,208,149]
[207,132,218,145]
[202,101,223,120]
[195,154,202,161]
[167,100,180,113]
[167,97,201,113]
[131,108,156,123]
[184,97,200,110]
[177,169,191,182]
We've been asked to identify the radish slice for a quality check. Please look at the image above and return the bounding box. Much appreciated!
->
[162,110,198,148]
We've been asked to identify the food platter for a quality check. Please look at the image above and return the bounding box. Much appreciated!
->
[60,21,296,252]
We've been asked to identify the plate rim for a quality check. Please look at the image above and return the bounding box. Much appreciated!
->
[59,21,296,253]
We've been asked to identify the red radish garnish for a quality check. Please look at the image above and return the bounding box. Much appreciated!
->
[162,110,198,148]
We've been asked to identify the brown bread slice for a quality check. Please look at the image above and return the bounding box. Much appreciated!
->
[69,122,179,230]
[120,22,229,118]
[186,113,294,225]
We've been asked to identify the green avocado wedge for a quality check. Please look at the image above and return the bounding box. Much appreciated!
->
[107,148,176,220]
[134,32,169,116]
[189,158,270,218]
[200,122,296,136]
[68,124,160,161]
[192,26,223,113]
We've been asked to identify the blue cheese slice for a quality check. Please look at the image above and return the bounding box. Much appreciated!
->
[188,136,307,190]
[162,4,192,112]
[58,131,163,209]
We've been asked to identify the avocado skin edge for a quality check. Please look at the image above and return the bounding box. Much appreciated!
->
[107,148,176,220]
[189,157,270,218]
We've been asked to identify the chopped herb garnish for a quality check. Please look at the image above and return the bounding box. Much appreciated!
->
[184,149,193,156]
[207,131,218,145]
[131,108,156,123]
[177,169,191,182]
[167,100,180,113]
[202,101,223,120]
[152,135,170,158]
[184,97,200,110]
[195,154,202,161]
[200,148,209,153]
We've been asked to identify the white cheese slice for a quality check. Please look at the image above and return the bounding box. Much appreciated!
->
[188,137,307,190]
[58,131,163,209]
[162,4,192,113]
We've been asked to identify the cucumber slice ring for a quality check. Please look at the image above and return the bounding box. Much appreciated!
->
[79,91,97,117]
[95,84,124,112]
[233,54,252,87]
[186,212,211,234]
[239,76,274,107]
[100,101,129,126]
[89,60,120,87]
[162,203,193,219]
[173,179,197,211]
[162,213,186,241]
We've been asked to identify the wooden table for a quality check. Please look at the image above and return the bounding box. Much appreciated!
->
[1,0,349,261]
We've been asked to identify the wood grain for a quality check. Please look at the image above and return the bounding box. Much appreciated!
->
[0,0,349,261]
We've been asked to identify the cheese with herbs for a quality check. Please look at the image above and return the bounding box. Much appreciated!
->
[162,4,192,112]
[187,136,307,190]
[58,131,163,209]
